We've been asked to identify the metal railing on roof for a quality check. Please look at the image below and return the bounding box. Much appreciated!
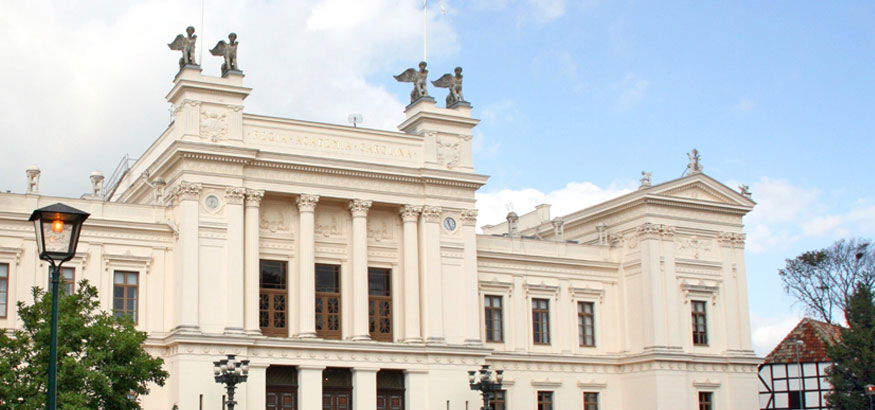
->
[103,154,138,200]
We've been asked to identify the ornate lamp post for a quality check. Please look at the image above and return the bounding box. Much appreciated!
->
[865,384,875,410]
[29,203,90,410]
[468,364,504,410]
[213,354,250,410]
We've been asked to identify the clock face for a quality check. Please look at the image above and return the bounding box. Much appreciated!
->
[443,217,457,232]
[205,195,220,210]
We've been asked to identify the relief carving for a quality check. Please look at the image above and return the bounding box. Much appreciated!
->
[200,109,229,141]
[315,214,341,238]
[676,236,714,260]
[260,205,289,233]
[436,138,460,169]
[367,219,394,242]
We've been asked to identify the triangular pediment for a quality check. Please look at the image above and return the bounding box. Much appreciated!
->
[647,174,756,208]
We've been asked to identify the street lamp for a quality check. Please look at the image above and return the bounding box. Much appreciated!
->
[864,384,874,410]
[213,354,250,410]
[29,203,89,410]
[468,364,504,410]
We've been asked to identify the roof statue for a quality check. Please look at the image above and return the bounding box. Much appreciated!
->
[432,66,466,107]
[639,171,652,189]
[394,61,430,103]
[210,33,240,76]
[738,184,751,198]
[687,149,703,174]
[168,26,198,69]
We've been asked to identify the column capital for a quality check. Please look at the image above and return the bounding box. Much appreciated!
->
[349,199,373,218]
[225,186,246,205]
[460,209,478,226]
[169,182,202,203]
[422,206,442,223]
[245,189,264,207]
[297,194,320,212]
[400,205,422,222]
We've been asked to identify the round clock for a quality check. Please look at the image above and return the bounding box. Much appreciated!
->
[204,195,220,210]
[443,217,457,232]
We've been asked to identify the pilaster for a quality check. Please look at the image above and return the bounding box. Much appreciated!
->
[297,194,319,338]
[244,189,264,335]
[400,205,423,343]
[224,186,246,334]
[420,206,444,343]
[171,182,201,332]
[298,365,326,410]
[460,209,481,344]
[352,367,379,410]
[350,199,372,341]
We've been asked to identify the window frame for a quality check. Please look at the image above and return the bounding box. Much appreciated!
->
[368,267,392,342]
[315,263,342,340]
[698,391,713,410]
[112,270,139,324]
[0,262,8,318]
[61,267,75,295]
[484,295,504,343]
[578,301,595,347]
[532,298,551,345]
[259,259,289,337]
[584,392,599,410]
[692,300,708,346]
[491,390,506,410]
[536,391,553,410]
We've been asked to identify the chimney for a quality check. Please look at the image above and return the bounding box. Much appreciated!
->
[26,165,40,194]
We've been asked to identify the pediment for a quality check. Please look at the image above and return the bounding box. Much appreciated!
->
[648,175,754,208]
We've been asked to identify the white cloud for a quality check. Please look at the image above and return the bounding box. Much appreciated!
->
[0,0,458,197]
[614,73,650,106]
[470,0,566,25]
[476,180,633,228]
[526,0,566,23]
[751,312,803,357]
[480,99,517,124]
[803,202,875,237]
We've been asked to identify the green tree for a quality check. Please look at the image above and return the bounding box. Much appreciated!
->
[0,280,167,409]
[826,283,875,409]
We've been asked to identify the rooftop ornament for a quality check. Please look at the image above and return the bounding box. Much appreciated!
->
[210,32,240,76]
[432,66,466,107]
[168,26,199,69]
[687,148,703,175]
[394,61,431,103]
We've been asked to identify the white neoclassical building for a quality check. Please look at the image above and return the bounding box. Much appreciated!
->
[0,64,760,410]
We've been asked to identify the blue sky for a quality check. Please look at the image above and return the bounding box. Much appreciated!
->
[1,0,873,355]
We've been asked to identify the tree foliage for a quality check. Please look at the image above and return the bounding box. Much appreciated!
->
[826,283,875,409]
[779,238,875,324]
[0,280,167,409]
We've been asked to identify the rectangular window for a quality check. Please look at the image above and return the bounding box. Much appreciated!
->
[315,264,341,339]
[537,391,553,410]
[61,267,74,295]
[260,260,288,337]
[112,271,138,324]
[578,301,595,347]
[584,392,599,410]
[484,295,503,342]
[0,263,8,318]
[788,390,804,409]
[692,300,708,345]
[532,298,550,345]
[368,267,392,341]
[698,392,713,410]
[492,390,506,410]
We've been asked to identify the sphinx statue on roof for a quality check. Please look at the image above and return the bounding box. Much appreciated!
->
[210,33,240,76]
[168,26,199,69]
[432,66,467,107]
[394,61,430,103]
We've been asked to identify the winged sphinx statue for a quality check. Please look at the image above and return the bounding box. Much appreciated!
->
[432,66,466,107]
[394,61,430,103]
[210,33,240,76]
[168,26,198,69]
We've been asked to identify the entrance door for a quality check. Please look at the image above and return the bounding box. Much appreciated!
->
[322,389,352,410]
[266,387,296,410]
[377,391,403,410]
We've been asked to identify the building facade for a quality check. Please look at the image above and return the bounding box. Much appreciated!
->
[758,318,841,410]
[0,65,760,409]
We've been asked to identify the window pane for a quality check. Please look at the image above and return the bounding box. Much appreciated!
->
[114,272,124,284]
[316,264,340,292]
[368,268,390,296]
[260,260,287,289]
[0,264,7,278]
[126,272,137,285]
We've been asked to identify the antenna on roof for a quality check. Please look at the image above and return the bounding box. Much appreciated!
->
[348,114,363,128]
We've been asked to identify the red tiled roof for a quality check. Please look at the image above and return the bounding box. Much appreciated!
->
[763,317,843,364]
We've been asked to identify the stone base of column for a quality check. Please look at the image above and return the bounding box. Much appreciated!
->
[297,332,318,339]
[170,325,200,334]
[464,338,483,346]
[351,335,372,341]
[402,337,424,344]
[425,337,446,344]
[245,329,263,336]
[223,327,246,335]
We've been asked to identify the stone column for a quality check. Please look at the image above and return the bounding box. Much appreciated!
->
[298,365,326,410]
[242,363,268,410]
[352,367,379,410]
[400,206,422,343]
[173,182,201,332]
[225,187,246,334]
[460,209,481,344]
[420,206,444,343]
[244,189,264,335]
[404,369,428,410]
[297,194,319,338]
[350,199,373,341]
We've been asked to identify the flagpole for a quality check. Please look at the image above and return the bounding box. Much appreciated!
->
[423,0,428,62]
[200,0,206,65]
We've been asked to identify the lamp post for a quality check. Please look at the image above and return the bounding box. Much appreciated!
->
[793,339,805,409]
[29,203,90,410]
[468,364,504,410]
[865,384,874,410]
[213,354,250,410]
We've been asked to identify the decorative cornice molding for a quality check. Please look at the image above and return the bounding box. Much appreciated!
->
[349,199,373,218]
[0,247,23,265]
[297,194,320,212]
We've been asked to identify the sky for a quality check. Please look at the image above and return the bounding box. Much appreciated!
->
[1,0,874,356]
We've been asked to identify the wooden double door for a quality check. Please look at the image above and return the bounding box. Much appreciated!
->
[322,388,352,410]
[377,390,404,410]
[266,386,296,410]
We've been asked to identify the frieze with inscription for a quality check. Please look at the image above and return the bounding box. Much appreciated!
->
[246,128,418,161]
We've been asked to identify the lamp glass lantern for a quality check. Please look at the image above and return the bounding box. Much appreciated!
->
[29,203,90,265]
